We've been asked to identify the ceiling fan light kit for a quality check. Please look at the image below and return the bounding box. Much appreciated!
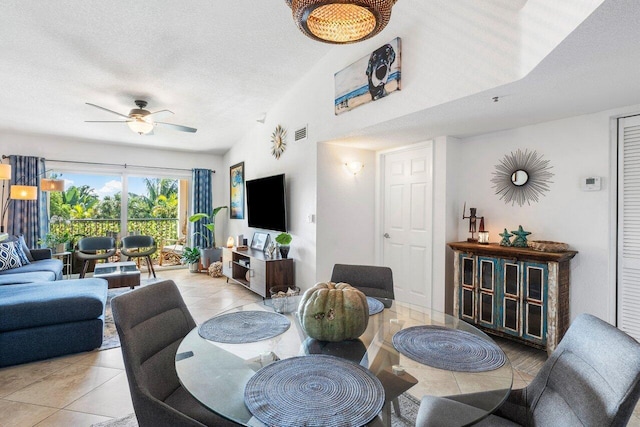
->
[285,0,398,44]
[85,100,197,135]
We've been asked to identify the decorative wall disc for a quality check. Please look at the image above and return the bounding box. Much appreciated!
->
[270,125,287,159]
[491,149,554,207]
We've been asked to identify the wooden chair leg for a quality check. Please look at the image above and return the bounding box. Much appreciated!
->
[147,255,156,278]
[392,397,401,417]
[80,260,89,278]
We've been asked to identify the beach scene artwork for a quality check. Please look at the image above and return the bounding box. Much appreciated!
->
[334,37,401,115]
[230,162,244,219]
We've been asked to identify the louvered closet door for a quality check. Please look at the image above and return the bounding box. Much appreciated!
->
[618,114,640,341]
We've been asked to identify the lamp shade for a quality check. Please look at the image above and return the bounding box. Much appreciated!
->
[41,178,65,192]
[10,185,38,200]
[127,118,154,135]
[286,0,398,44]
[0,164,11,180]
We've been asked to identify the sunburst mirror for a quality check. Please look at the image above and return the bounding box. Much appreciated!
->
[491,149,554,207]
[270,125,287,159]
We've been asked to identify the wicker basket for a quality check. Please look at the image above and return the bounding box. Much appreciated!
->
[529,240,569,252]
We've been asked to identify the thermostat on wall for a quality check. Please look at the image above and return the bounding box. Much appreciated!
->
[581,176,601,191]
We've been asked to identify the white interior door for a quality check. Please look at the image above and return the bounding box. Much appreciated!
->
[382,144,433,307]
[618,114,640,340]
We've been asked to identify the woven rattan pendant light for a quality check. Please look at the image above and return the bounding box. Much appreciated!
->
[285,0,398,44]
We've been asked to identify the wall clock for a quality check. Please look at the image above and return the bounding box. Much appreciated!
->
[270,125,287,159]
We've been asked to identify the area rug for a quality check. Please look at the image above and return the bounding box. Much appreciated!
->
[99,288,131,351]
[91,393,419,426]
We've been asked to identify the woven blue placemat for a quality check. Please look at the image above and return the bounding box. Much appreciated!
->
[244,355,385,427]
[198,311,290,344]
[392,325,506,372]
[367,297,384,315]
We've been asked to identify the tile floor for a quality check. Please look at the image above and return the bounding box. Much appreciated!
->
[1,268,639,426]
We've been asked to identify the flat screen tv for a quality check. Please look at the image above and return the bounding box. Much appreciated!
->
[246,174,287,232]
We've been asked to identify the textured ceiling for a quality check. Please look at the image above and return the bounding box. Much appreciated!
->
[0,1,638,154]
[0,1,330,154]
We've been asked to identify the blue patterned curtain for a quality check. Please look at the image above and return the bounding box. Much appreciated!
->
[191,168,213,248]
[7,156,47,248]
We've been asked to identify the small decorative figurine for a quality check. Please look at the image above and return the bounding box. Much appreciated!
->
[462,203,484,243]
[499,229,513,246]
[511,225,531,248]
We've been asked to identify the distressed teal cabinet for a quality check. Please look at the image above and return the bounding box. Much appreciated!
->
[450,242,577,353]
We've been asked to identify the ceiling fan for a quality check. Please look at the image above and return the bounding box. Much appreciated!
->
[85,100,197,135]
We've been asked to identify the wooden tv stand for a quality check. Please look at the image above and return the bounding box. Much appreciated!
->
[222,247,294,298]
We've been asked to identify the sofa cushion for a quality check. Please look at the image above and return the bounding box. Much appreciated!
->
[0,271,56,285]
[0,258,63,280]
[0,242,22,271]
[0,278,108,332]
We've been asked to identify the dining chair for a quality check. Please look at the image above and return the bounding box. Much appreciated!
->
[416,313,640,427]
[111,280,239,427]
[330,264,395,303]
[330,263,403,424]
[121,235,157,278]
[76,236,117,278]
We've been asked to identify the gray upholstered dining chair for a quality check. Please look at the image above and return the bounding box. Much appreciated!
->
[330,263,403,423]
[120,235,157,278]
[112,280,238,427]
[330,264,395,303]
[416,313,640,427]
[76,236,117,278]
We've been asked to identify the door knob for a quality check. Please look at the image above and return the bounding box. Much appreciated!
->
[383,233,390,238]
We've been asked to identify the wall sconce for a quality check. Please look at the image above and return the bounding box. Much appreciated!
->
[227,236,235,248]
[344,161,365,176]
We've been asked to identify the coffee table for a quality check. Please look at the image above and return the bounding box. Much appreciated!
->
[93,261,140,289]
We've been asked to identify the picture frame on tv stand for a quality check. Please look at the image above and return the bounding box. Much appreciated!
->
[250,232,270,252]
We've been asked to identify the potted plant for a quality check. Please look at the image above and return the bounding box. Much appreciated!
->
[275,232,292,259]
[38,231,73,254]
[181,246,201,273]
[189,206,228,268]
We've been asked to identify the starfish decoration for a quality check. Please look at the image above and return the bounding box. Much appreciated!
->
[499,228,513,247]
[511,225,531,248]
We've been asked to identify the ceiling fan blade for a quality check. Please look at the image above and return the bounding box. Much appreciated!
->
[155,122,197,133]
[146,109,174,121]
[84,120,130,123]
[86,103,131,119]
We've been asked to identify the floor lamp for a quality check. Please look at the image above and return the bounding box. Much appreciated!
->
[0,164,39,235]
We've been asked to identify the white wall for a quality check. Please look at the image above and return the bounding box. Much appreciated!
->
[452,103,640,322]
[316,144,376,283]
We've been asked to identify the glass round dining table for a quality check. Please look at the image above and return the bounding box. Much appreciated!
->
[175,296,513,427]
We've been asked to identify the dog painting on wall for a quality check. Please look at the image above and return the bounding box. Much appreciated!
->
[334,37,401,115]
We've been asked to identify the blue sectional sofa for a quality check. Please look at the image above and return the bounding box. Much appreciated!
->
[0,278,108,367]
[0,243,109,367]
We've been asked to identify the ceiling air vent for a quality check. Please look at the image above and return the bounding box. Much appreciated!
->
[294,125,308,142]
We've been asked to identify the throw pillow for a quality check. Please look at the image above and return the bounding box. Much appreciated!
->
[13,237,31,265]
[0,242,23,271]
[5,235,34,262]
[18,235,34,262]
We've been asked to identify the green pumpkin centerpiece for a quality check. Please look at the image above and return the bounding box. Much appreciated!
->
[297,282,369,342]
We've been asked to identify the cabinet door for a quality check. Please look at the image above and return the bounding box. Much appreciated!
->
[222,248,232,278]
[459,254,476,321]
[250,259,267,297]
[477,257,497,327]
[499,260,521,337]
[522,262,548,344]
